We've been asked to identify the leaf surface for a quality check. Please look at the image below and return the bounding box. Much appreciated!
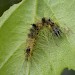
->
[0,0,75,75]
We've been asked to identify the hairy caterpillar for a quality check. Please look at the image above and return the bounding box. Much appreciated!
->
[25,17,62,60]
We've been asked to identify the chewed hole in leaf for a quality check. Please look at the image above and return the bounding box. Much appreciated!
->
[61,68,75,75]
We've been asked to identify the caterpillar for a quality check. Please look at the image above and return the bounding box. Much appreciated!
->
[25,17,62,60]
[25,23,43,60]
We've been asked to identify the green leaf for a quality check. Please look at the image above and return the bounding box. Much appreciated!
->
[0,0,75,75]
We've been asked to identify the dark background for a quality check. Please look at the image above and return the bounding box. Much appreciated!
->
[0,0,75,75]
[0,0,22,17]
[61,68,75,75]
